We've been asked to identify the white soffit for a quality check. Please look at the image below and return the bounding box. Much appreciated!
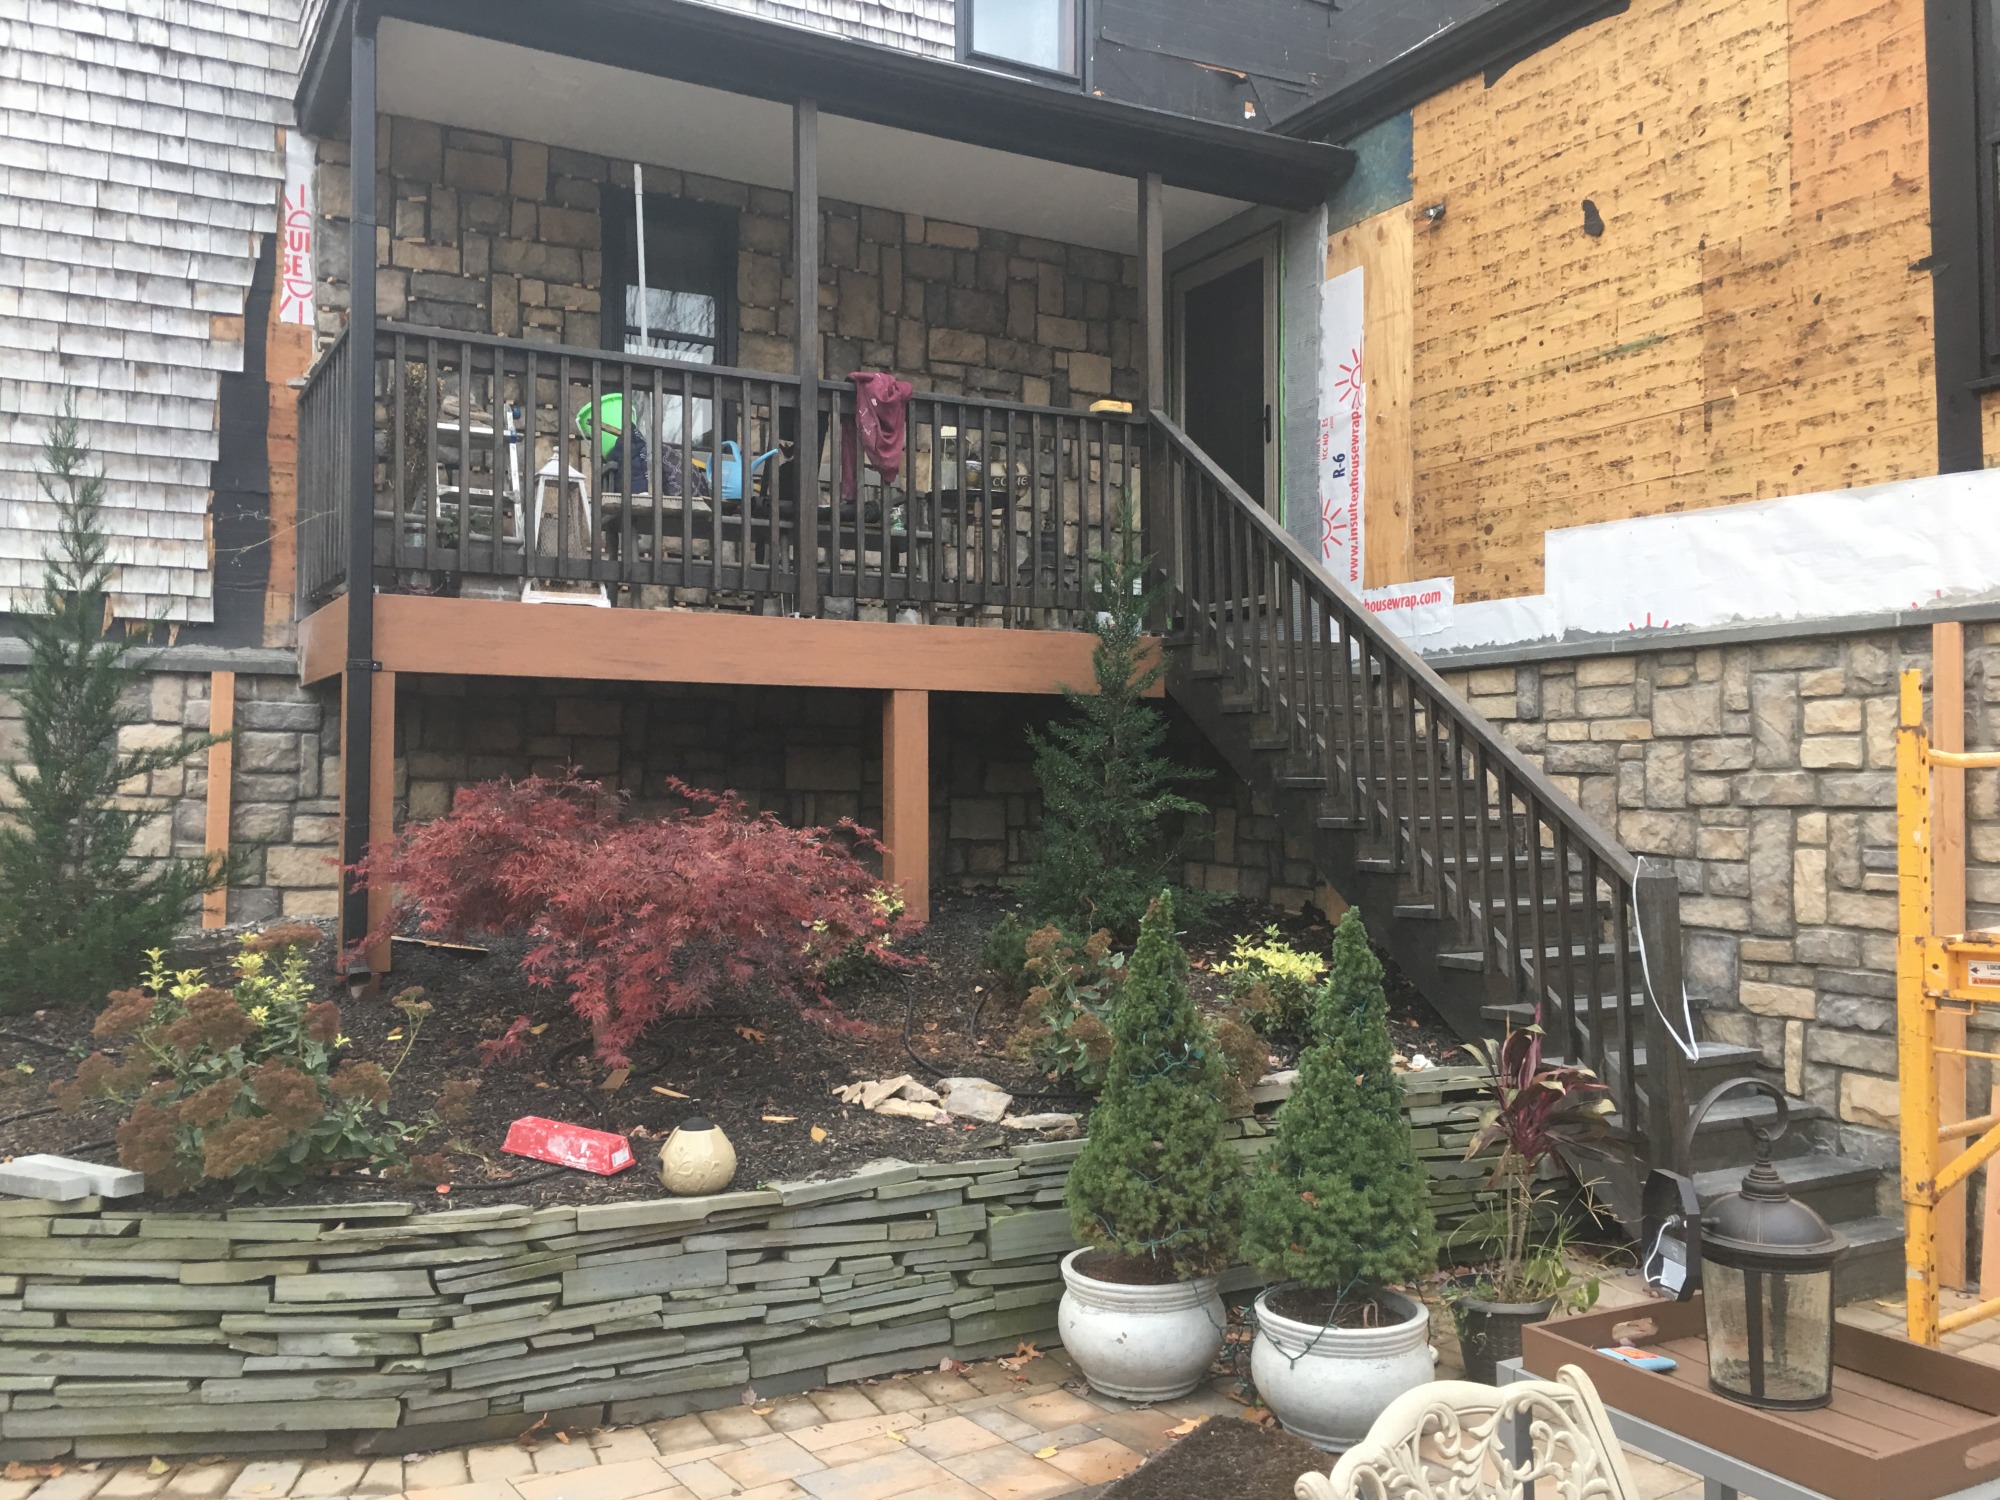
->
[376,21,1252,252]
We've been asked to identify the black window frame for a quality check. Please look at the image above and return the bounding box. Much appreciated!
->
[956,0,1089,85]
[1978,0,2000,374]
[601,189,740,368]
[1930,0,1987,469]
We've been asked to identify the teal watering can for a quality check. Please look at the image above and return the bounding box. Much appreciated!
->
[698,441,781,502]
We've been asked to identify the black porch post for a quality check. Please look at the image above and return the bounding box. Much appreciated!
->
[340,7,379,965]
[1136,171,1173,619]
[794,97,821,619]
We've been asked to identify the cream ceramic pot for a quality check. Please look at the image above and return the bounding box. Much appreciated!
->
[1057,1248,1225,1400]
[1250,1286,1435,1450]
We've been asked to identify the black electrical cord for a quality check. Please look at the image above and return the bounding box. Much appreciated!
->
[0,1106,57,1130]
[444,1164,568,1191]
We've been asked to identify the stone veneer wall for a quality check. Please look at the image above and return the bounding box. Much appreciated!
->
[310,120,1142,409]
[0,669,341,926]
[1436,624,2000,1169]
[0,1067,1489,1463]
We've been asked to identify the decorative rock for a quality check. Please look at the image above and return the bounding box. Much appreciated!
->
[1001,1114,1079,1132]
[856,1076,915,1111]
[0,1156,142,1202]
[874,1099,940,1122]
[936,1078,1012,1124]
[658,1118,737,1196]
[898,1081,941,1104]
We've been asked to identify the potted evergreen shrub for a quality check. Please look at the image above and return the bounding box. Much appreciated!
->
[1060,889,1241,1400]
[1450,1017,1618,1382]
[1242,910,1438,1449]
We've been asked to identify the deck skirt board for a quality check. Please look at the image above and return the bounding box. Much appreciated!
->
[298,595,1153,696]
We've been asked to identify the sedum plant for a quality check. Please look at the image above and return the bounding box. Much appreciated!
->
[1008,925,1124,1091]
[60,927,477,1194]
[1242,909,1436,1306]
[1065,889,1240,1279]
[1217,925,1329,1038]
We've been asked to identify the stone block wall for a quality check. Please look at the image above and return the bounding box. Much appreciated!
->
[1437,624,2000,1167]
[393,679,1302,902]
[0,1066,1489,1462]
[0,669,340,929]
[311,119,1142,408]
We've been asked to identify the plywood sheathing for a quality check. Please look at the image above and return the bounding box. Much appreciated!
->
[1405,0,1935,602]
[1328,205,1417,589]
[1982,390,2000,465]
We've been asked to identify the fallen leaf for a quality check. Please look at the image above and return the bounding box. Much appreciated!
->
[735,1026,768,1043]
[752,1406,775,1416]
[385,1028,404,1042]
[145,1461,170,1478]
[7,1463,66,1481]
[652,1085,690,1099]
[887,1432,908,1445]
[762,1115,797,1123]
[515,1414,549,1449]
[529,1023,549,1035]
[1243,1408,1276,1426]
[534,1081,550,1089]
[810,1126,828,1143]
[554,1431,571,1445]
[1167,1417,1207,1437]
[938,1357,968,1373]
[600,1067,630,1092]
[997,1340,1041,1370]
[1034,1447,1060,1460]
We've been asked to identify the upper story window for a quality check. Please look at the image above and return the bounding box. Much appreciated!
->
[962,0,1081,79]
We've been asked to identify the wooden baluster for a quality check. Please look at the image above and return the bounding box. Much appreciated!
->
[1612,881,1637,1120]
[1424,695,1446,915]
[677,368,694,593]
[647,365,665,590]
[1499,769,1522,993]
[1526,804,1551,1029]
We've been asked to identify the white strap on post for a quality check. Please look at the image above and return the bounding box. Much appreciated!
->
[633,164,649,349]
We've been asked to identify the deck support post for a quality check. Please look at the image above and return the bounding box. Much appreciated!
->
[339,7,379,965]
[1136,170,1172,624]
[881,689,930,925]
[794,98,821,620]
[338,668,397,973]
[202,671,235,929]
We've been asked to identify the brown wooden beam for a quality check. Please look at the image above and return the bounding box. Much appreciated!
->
[202,671,236,930]
[881,689,930,924]
[299,595,1158,697]
[367,670,397,974]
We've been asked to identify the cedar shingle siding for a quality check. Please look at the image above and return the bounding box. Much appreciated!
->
[0,0,298,623]
[695,0,953,57]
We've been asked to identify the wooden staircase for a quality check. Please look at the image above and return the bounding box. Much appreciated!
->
[1145,415,1898,1301]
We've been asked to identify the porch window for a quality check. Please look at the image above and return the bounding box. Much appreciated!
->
[605,195,737,366]
[963,0,1080,78]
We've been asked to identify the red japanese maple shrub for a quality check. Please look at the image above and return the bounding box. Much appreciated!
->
[358,772,914,1066]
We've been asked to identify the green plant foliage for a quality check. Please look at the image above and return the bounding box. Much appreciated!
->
[60,927,479,1195]
[1242,909,1436,1295]
[820,887,908,988]
[1007,925,1124,1090]
[1024,519,1206,940]
[1217,925,1329,1037]
[979,912,1034,998]
[1065,890,1240,1278]
[0,402,232,1010]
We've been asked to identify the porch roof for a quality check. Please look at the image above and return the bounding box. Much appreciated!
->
[298,0,1355,219]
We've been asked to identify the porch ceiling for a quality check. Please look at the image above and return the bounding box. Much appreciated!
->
[378,25,1244,254]
[303,0,1353,237]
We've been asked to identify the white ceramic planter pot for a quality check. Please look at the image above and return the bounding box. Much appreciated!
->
[1251,1285,1435,1451]
[1057,1248,1226,1401]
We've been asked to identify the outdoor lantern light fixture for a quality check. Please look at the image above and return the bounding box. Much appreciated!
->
[1645,1078,1844,1410]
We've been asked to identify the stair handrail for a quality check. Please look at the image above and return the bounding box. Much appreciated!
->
[1146,412,1692,1174]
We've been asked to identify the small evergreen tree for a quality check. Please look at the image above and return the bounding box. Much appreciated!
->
[1065,889,1240,1279]
[1242,909,1436,1300]
[0,402,226,1010]
[1024,514,1204,940]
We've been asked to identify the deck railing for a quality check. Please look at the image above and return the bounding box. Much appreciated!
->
[296,322,1145,626]
[1148,413,1691,1173]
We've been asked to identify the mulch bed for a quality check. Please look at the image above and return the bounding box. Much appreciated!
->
[1101,1415,1331,1500]
[0,890,1464,1209]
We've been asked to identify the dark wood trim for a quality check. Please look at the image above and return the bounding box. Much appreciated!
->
[1270,0,1628,141]
[298,0,1351,210]
[340,9,379,965]
[794,96,821,620]
[1928,0,1985,470]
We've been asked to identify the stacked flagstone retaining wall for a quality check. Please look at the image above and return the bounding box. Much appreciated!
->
[0,1069,1490,1463]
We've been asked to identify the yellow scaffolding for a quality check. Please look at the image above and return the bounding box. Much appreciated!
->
[1899,666,2000,1344]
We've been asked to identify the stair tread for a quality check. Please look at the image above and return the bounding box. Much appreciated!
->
[1827,1214,1903,1249]
[1693,1154,1882,1200]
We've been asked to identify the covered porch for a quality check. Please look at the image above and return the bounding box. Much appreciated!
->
[290,0,1351,955]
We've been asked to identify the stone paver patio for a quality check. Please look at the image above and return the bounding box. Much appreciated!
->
[0,1319,1711,1500]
